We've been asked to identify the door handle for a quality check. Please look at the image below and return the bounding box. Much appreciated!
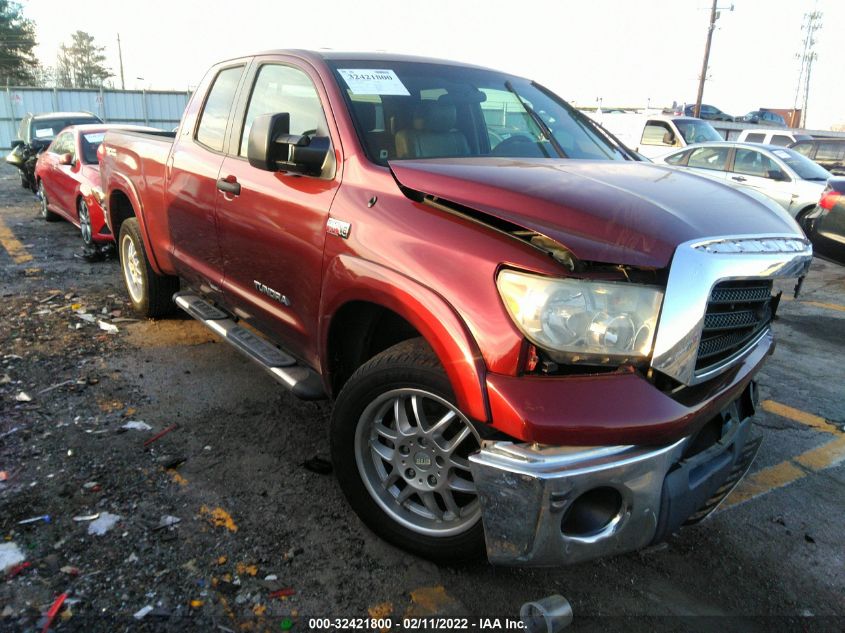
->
[731,176,747,182]
[216,176,241,196]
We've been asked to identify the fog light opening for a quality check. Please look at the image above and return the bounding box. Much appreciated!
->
[561,487,623,538]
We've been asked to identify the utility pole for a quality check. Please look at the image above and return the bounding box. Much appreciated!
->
[694,1,733,118]
[117,33,125,90]
[793,10,822,128]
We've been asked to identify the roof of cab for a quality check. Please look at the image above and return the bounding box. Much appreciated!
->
[248,49,501,73]
[32,111,101,120]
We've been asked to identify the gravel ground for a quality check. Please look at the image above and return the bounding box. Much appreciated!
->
[1,163,844,632]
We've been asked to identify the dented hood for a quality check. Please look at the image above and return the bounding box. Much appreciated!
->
[389,158,801,268]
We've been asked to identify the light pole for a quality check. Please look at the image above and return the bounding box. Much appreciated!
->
[694,1,733,118]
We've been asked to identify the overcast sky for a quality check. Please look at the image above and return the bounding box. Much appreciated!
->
[21,0,843,129]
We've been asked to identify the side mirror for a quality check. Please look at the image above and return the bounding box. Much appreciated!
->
[767,169,788,182]
[662,131,676,146]
[247,113,330,176]
[11,140,23,150]
[58,153,74,166]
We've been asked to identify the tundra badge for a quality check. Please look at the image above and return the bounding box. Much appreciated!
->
[253,281,291,306]
[326,217,351,239]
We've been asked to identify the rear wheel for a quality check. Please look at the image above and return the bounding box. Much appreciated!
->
[118,218,178,318]
[38,181,59,222]
[78,198,94,247]
[331,338,486,563]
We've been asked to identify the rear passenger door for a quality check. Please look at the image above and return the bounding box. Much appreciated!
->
[167,62,247,292]
[215,58,341,366]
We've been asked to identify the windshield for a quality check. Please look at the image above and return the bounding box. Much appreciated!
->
[673,119,722,144]
[328,61,629,165]
[771,147,831,181]
[32,117,100,142]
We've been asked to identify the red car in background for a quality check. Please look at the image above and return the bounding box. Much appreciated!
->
[34,124,159,252]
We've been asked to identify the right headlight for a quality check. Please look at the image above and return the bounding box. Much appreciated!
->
[496,269,665,365]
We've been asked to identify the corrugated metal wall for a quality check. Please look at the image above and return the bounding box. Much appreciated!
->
[1,87,191,149]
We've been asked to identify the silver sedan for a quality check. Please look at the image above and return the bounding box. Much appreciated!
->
[654,141,831,221]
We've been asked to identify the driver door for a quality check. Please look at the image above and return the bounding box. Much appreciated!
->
[215,59,341,366]
[729,148,793,210]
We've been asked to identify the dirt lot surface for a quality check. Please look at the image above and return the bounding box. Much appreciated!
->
[1,163,844,632]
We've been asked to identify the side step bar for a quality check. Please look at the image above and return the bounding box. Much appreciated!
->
[173,292,326,401]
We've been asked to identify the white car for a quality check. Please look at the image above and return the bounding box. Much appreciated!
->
[655,142,831,221]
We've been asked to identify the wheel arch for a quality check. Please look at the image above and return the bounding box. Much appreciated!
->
[107,181,164,275]
[321,255,489,423]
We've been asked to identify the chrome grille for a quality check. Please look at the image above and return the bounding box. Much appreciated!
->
[695,280,774,373]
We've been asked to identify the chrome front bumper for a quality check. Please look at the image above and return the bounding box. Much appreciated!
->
[469,413,758,566]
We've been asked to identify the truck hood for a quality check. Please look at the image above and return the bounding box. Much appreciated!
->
[389,158,801,268]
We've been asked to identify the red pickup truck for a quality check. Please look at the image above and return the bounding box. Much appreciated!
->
[100,50,812,566]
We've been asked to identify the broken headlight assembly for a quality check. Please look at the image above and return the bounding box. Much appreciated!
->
[496,269,664,365]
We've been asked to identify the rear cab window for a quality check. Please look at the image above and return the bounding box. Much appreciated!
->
[744,133,765,143]
[770,135,792,147]
[196,65,245,152]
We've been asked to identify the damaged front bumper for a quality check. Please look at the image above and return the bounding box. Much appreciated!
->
[468,398,761,566]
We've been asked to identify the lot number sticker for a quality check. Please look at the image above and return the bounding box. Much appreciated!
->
[338,69,410,96]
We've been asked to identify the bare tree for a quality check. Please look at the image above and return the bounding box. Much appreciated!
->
[56,30,113,88]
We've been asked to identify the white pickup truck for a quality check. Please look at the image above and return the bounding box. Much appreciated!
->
[594,113,723,159]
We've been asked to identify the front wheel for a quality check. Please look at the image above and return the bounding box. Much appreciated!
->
[118,218,179,318]
[331,338,486,563]
[78,198,94,247]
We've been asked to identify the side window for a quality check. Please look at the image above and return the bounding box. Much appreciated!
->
[687,146,729,171]
[816,142,845,161]
[641,121,674,146]
[733,149,778,177]
[196,65,245,152]
[664,149,691,165]
[770,135,792,147]
[239,64,328,157]
[791,141,813,157]
[744,133,765,143]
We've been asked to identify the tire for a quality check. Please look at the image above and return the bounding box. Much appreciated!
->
[331,338,486,563]
[38,181,60,222]
[118,218,179,318]
[19,171,28,189]
[78,198,94,247]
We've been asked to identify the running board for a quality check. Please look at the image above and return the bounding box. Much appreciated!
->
[173,292,326,400]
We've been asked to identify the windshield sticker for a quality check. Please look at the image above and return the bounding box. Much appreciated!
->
[35,128,54,138]
[773,149,791,160]
[83,133,106,143]
[337,69,410,96]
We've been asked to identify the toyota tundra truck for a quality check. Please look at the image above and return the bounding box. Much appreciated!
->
[99,50,812,566]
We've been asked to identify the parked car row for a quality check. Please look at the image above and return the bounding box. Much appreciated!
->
[5,116,164,254]
[680,104,788,127]
[6,111,103,191]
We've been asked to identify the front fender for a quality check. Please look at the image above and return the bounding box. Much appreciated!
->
[320,254,489,424]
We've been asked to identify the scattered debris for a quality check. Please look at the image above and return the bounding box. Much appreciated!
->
[303,455,333,475]
[189,599,204,609]
[520,594,573,633]
[121,420,152,431]
[41,592,68,633]
[18,514,51,525]
[60,566,80,576]
[0,426,21,440]
[87,512,121,536]
[0,373,11,384]
[37,379,75,394]
[805,533,816,544]
[15,391,32,402]
[199,506,238,533]
[73,513,100,522]
[133,605,153,620]
[155,515,181,531]
[0,543,25,574]
[264,574,278,581]
[143,424,178,448]
[97,320,119,334]
[75,312,96,324]
[6,561,31,579]
[268,587,296,600]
